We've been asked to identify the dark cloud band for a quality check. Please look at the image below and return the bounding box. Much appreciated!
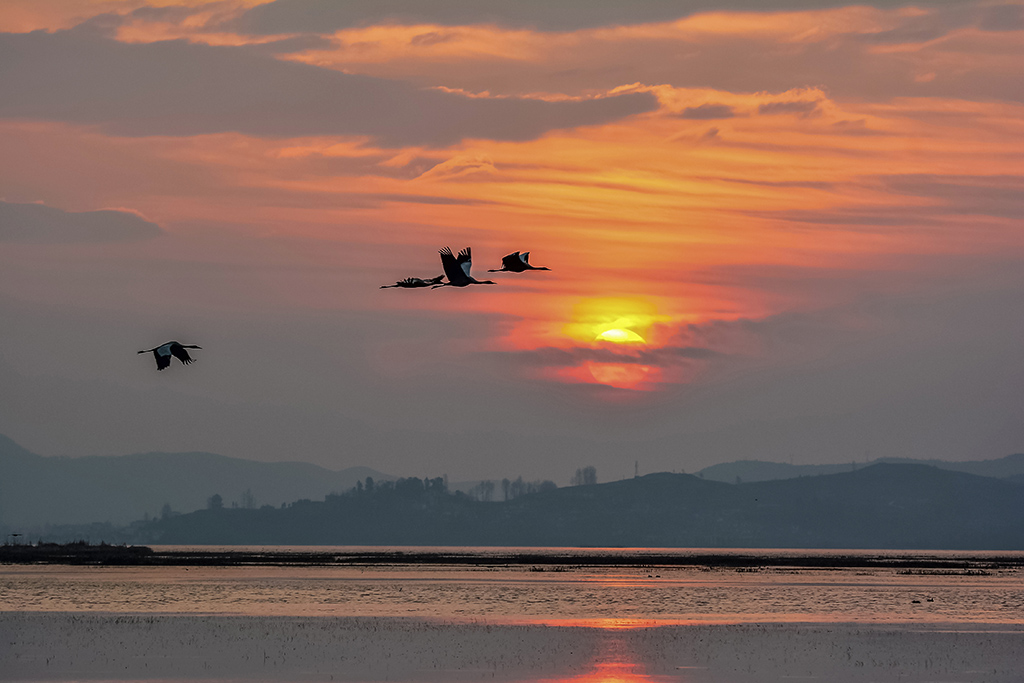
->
[0,201,162,244]
[232,0,964,34]
[0,31,658,147]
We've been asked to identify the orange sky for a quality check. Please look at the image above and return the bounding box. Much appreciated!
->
[0,0,1022,475]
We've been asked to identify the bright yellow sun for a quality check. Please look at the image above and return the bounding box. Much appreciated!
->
[596,328,646,344]
[590,328,649,388]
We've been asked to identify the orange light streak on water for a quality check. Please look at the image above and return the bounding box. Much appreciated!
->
[531,625,674,683]
[542,660,660,683]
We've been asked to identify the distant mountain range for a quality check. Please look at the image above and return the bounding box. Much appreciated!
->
[695,454,1024,484]
[0,435,392,529]
[4,432,1024,550]
[139,464,1024,549]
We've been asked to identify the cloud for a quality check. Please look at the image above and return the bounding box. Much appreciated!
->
[758,100,820,117]
[0,200,162,243]
[0,31,658,147]
[767,174,1024,227]
[230,0,694,33]
[677,104,736,120]
[879,174,1024,220]
[698,126,721,143]
[247,34,339,55]
[712,176,835,190]
[499,344,725,370]
[417,154,497,180]
[830,119,884,136]
[409,31,456,47]
[762,207,947,230]
[231,0,967,34]
[858,3,989,44]
[44,3,1024,108]
[979,4,1024,32]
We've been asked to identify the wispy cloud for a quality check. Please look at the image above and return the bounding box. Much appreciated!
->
[979,4,1024,32]
[499,343,725,368]
[878,174,1024,220]
[677,104,737,120]
[0,200,161,243]
[758,100,820,117]
[229,0,970,34]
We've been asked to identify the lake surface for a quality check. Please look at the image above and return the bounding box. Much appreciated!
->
[3,545,1023,625]
[4,547,1024,683]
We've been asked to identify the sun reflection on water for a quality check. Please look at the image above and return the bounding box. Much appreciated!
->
[551,661,659,683]
[535,626,682,683]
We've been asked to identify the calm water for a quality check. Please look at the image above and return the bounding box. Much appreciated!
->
[3,545,1023,625]
[4,547,1024,683]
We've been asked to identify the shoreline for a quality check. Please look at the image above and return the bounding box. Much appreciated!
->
[3,542,1023,570]
[5,608,1024,629]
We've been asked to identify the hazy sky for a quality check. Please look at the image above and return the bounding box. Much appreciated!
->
[1,0,1022,482]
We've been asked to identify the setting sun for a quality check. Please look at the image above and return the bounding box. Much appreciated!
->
[596,328,646,344]
[588,326,651,389]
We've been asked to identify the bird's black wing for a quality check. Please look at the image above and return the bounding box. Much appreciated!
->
[439,247,463,284]
[155,351,171,371]
[170,345,195,365]
[501,252,523,271]
[382,277,419,288]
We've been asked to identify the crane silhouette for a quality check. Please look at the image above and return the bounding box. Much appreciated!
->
[380,275,445,289]
[433,247,496,288]
[138,341,202,371]
[488,251,550,273]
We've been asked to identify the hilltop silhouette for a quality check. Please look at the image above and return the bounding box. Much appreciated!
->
[696,454,1024,483]
[0,434,392,528]
[5,433,1024,549]
[136,465,1024,550]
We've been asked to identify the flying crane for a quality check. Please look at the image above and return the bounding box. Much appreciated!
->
[488,251,550,273]
[138,341,202,371]
[380,275,445,289]
[433,247,496,288]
